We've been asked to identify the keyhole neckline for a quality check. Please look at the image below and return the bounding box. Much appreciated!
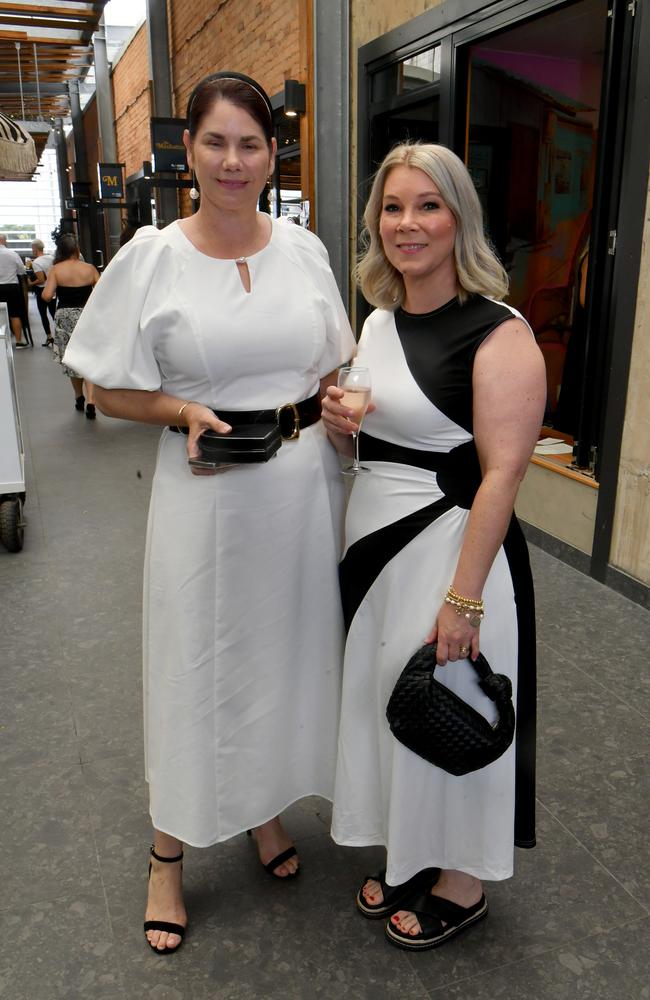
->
[174,214,275,263]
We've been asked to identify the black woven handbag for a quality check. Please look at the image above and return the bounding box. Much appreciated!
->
[386,642,515,775]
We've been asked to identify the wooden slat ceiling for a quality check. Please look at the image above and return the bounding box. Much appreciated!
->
[0,1,107,121]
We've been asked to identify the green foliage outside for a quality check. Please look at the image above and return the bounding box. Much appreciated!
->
[0,224,36,241]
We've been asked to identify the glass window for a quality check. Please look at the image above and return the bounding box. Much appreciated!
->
[465,0,608,438]
[370,97,440,170]
[276,117,300,150]
[372,46,441,102]
[265,112,303,224]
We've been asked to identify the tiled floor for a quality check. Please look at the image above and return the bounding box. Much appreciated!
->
[1,307,649,999]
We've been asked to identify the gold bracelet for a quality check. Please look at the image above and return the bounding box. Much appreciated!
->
[176,400,200,427]
[447,585,484,609]
[445,585,485,628]
[444,596,485,627]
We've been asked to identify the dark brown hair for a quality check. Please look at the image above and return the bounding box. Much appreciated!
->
[54,233,79,264]
[186,72,273,146]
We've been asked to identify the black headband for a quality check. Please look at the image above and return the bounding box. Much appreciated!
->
[186,71,273,126]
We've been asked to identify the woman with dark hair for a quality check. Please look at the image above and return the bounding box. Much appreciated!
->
[43,233,100,417]
[323,143,546,951]
[64,71,355,954]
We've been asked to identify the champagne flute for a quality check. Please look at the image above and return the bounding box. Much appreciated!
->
[338,365,372,476]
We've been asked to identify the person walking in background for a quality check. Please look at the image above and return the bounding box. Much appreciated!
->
[118,213,143,248]
[0,232,28,349]
[63,70,355,955]
[323,142,546,951]
[42,234,100,419]
[28,239,56,347]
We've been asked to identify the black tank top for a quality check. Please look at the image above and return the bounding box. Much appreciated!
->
[57,284,93,308]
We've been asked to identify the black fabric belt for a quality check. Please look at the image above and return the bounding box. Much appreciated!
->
[169,391,321,440]
[359,432,483,510]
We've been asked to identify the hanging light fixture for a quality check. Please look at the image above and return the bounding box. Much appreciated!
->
[0,112,37,177]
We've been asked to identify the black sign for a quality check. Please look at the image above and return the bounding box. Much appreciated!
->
[71,180,91,209]
[98,163,125,199]
[151,117,188,173]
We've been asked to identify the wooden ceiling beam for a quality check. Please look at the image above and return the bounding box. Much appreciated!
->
[0,31,91,46]
[0,53,94,62]
[0,50,94,59]
[0,16,96,31]
[0,3,98,18]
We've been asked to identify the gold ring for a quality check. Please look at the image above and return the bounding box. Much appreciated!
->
[459,645,468,655]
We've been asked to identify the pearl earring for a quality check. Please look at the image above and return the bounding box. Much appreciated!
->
[189,171,199,201]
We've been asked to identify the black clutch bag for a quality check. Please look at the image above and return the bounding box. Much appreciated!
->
[385,642,515,776]
[197,423,282,465]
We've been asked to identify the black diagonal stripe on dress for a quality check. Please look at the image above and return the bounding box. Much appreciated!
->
[340,434,483,632]
[340,494,455,632]
[503,515,537,850]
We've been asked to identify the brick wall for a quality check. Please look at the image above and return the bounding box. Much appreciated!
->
[171,0,302,216]
[111,24,152,179]
[170,0,301,115]
[104,2,305,215]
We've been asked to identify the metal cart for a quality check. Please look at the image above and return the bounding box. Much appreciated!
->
[0,303,26,552]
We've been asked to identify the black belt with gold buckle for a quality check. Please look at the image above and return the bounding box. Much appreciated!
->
[169,391,321,440]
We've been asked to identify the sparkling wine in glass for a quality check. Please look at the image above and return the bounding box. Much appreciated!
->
[338,365,372,476]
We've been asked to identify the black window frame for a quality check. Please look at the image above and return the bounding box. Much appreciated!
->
[264,97,302,220]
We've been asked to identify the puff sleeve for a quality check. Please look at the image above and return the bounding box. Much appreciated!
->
[63,227,166,390]
[274,223,356,376]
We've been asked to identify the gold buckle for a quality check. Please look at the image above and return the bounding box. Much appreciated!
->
[275,402,300,440]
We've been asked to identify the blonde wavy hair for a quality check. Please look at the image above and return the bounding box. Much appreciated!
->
[356,142,508,309]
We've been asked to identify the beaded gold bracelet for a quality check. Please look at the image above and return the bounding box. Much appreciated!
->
[447,585,484,609]
[444,585,485,627]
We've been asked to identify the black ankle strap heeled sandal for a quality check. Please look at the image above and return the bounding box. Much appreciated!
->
[143,845,187,954]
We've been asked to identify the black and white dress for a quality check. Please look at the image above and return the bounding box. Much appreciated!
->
[53,284,93,378]
[330,295,536,885]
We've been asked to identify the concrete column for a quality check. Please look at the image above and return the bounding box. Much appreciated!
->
[146,0,178,227]
[313,0,350,308]
[93,18,122,260]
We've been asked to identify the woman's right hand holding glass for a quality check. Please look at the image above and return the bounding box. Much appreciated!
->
[321,385,376,436]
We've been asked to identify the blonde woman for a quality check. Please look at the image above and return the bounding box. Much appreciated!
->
[323,143,546,951]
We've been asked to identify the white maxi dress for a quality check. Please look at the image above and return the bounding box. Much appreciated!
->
[64,219,356,846]
[330,296,537,885]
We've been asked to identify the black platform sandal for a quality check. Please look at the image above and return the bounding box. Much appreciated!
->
[85,403,96,420]
[74,394,85,412]
[385,891,488,951]
[143,845,186,955]
[356,868,439,919]
[246,829,300,879]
